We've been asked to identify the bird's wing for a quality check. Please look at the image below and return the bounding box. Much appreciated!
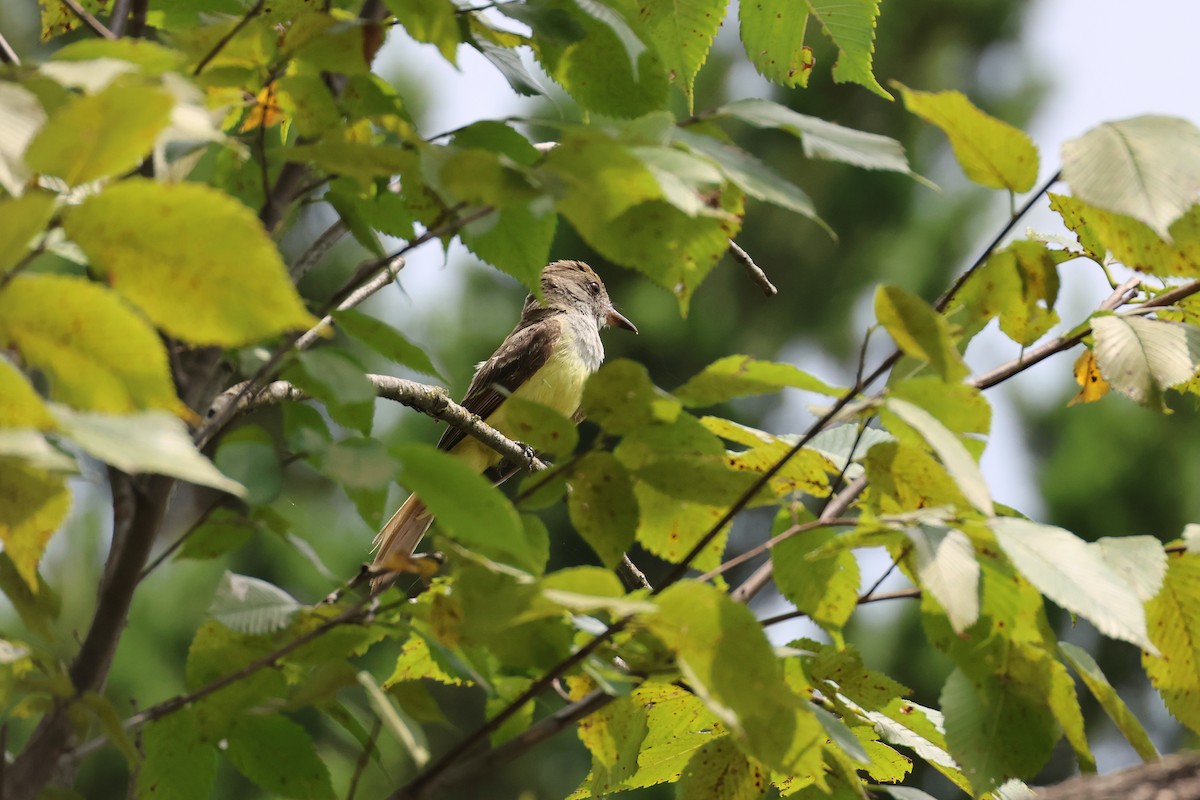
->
[437,317,559,453]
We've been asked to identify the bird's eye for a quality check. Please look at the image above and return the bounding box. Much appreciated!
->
[587,281,601,296]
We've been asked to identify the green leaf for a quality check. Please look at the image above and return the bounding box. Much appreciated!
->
[207,571,301,635]
[392,442,533,569]
[1059,640,1159,762]
[225,714,335,800]
[738,0,813,88]
[0,357,56,430]
[566,452,638,568]
[582,359,681,435]
[864,442,971,515]
[533,0,668,117]
[64,179,316,346]
[677,736,768,799]
[714,98,915,176]
[52,38,187,74]
[676,129,822,226]
[39,0,110,39]
[1061,115,1200,238]
[1091,314,1200,409]
[0,275,182,413]
[176,509,255,561]
[24,83,174,186]
[940,668,1055,795]
[649,582,822,771]
[1143,552,1200,733]
[633,0,727,110]
[1050,193,1200,278]
[772,510,859,633]
[214,426,282,506]
[674,355,842,407]
[460,205,558,292]
[901,523,979,634]
[289,143,418,189]
[0,191,56,276]
[386,633,469,686]
[885,398,992,516]
[634,481,730,571]
[874,285,968,382]
[135,710,218,800]
[896,84,1038,193]
[990,517,1154,651]
[53,408,246,496]
[185,621,287,737]
[0,462,69,591]
[956,241,1068,346]
[384,0,461,62]
[334,309,441,379]
[806,0,888,98]
[322,436,398,489]
[496,395,579,459]
[865,700,970,793]
[570,679,650,795]
[287,349,377,435]
[541,566,652,614]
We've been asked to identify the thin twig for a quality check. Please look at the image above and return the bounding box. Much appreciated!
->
[619,555,652,591]
[347,718,383,800]
[694,517,858,584]
[291,220,349,279]
[67,599,378,763]
[935,169,1062,313]
[61,0,117,39]
[728,240,777,297]
[137,495,229,583]
[192,0,266,76]
[858,544,910,602]
[0,31,21,65]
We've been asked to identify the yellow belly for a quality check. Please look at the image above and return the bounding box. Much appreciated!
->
[449,333,590,474]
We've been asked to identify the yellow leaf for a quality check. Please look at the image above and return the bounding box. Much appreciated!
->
[239,82,285,133]
[0,359,56,430]
[1143,552,1200,733]
[63,180,317,346]
[1069,349,1110,405]
[0,462,70,591]
[0,275,183,414]
[896,83,1038,193]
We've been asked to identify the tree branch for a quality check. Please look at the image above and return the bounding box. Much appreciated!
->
[5,474,172,799]
[728,240,778,297]
[61,0,117,39]
[0,31,20,66]
[195,255,406,450]
[214,375,549,471]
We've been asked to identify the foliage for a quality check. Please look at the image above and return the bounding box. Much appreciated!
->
[1,0,1199,799]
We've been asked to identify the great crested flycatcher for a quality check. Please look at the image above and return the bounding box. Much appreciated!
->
[371,260,636,590]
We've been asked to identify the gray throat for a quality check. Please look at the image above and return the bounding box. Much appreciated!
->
[565,311,604,373]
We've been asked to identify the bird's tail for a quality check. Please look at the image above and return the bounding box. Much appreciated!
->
[370,493,433,593]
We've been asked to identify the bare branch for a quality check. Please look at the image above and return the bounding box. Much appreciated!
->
[728,240,778,297]
[61,0,117,39]
[214,375,549,471]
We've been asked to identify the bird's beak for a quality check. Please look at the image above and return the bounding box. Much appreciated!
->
[606,306,638,334]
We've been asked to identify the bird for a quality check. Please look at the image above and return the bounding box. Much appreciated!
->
[371,260,637,591]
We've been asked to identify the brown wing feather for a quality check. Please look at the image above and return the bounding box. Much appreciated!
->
[437,316,561,452]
